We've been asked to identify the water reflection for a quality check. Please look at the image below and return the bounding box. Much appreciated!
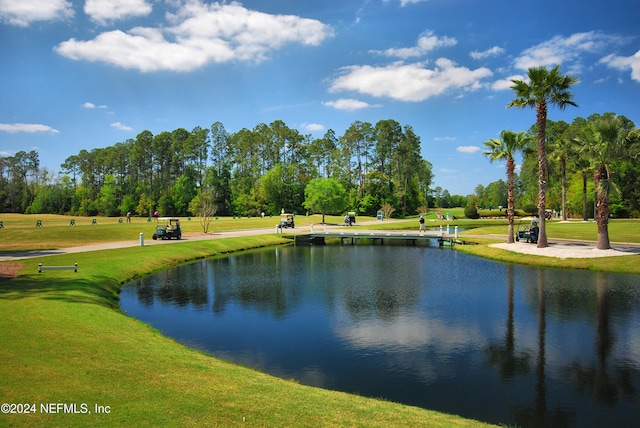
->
[120,246,640,427]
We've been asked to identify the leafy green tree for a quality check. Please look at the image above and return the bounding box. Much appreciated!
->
[119,194,137,218]
[397,125,425,214]
[262,163,298,215]
[449,194,467,208]
[415,159,434,210]
[615,159,640,218]
[508,65,579,247]
[303,178,347,223]
[341,120,374,199]
[484,130,533,243]
[136,193,153,217]
[563,173,589,218]
[132,130,155,201]
[484,180,508,210]
[546,121,571,220]
[185,126,209,187]
[362,170,392,215]
[173,167,198,215]
[98,175,118,216]
[153,131,174,197]
[373,119,403,203]
[308,129,339,178]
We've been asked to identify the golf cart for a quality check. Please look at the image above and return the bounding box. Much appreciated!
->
[278,213,295,229]
[152,217,182,240]
[344,212,356,226]
[515,219,539,244]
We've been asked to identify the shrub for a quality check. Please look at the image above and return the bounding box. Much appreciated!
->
[464,205,480,219]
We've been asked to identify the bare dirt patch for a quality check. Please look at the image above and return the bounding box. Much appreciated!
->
[0,263,25,281]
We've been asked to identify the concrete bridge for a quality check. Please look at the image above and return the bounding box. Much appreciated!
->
[301,227,468,246]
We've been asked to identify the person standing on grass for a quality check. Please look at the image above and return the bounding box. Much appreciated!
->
[419,215,425,233]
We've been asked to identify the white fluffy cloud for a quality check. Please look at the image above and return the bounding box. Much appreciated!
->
[84,0,152,25]
[323,98,378,110]
[600,50,640,83]
[329,59,492,102]
[491,74,526,91]
[514,31,623,71]
[83,102,107,109]
[0,123,59,133]
[110,122,133,131]
[301,122,325,132]
[55,0,334,72]
[470,46,505,60]
[371,31,457,60]
[383,0,428,6]
[0,0,73,26]
[456,146,480,154]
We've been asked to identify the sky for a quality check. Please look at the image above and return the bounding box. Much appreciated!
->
[1,0,639,196]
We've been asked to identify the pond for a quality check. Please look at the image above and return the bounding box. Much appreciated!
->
[120,244,640,427]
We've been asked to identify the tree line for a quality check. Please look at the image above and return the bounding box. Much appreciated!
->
[2,64,638,228]
[0,119,434,218]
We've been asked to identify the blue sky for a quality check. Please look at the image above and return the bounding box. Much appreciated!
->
[1,0,639,196]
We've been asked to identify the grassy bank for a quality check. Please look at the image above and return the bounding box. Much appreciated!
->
[0,234,491,427]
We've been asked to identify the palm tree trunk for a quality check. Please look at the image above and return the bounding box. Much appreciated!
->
[561,157,567,221]
[536,101,548,248]
[595,166,611,250]
[582,172,588,222]
[506,157,515,243]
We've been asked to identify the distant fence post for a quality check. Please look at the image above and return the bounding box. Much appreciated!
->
[140,233,144,246]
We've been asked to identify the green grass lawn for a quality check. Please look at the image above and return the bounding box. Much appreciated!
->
[0,230,492,427]
[0,213,377,253]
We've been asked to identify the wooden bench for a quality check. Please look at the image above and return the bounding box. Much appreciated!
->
[38,263,78,273]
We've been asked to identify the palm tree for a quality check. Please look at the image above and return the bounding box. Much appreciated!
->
[575,156,593,222]
[579,116,640,249]
[548,124,575,221]
[508,65,579,248]
[566,117,592,221]
[483,130,533,243]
